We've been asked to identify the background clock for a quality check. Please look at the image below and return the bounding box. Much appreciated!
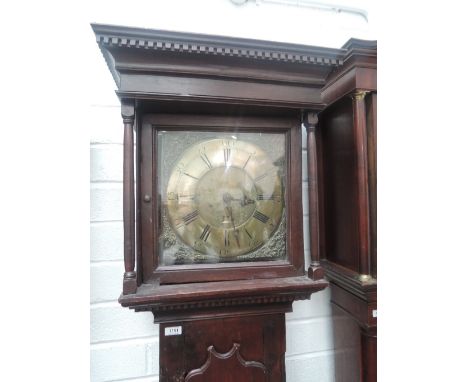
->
[158,131,287,265]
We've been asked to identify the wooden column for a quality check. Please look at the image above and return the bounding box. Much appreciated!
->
[351,91,372,281]
[305,113,324,280]
[360,328,377,382]
[122,99,137,295]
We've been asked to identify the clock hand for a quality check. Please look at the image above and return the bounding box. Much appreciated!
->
[223,203,241,248]
[224,192,255,207]
[231,222,241,249]
[241,193,255,207]
[223,192,233,205]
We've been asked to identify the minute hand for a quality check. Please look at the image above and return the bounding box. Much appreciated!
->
[229,195,255,206]
[224,205,241,248]
[222,193,241,248]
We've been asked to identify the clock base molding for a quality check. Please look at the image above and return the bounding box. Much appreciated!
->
[119,276,328,322]
[321,260,376,301]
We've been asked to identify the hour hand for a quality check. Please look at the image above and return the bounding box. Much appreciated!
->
[224,205,241,248]
[240,193,255,206]
[223,191,254,207]
[223,192,233,206]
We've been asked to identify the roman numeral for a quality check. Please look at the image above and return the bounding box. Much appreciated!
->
[200,152,212,169]
[182,210,199,225]
[257,193,279,201]
[199,225,211,242]
[253,210,270,224]
[179,194,195,201]
[244,228,252,240]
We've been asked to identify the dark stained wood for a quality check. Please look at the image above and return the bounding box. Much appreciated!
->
[320,97,360,272]
[139,113,306,285]
[321,39,376,106]
[91,23,347,110]
[322,67,376,106]
[91,22,346,82]
[119,276,327,311]
[119,73,325,109]
[360,328,377,382]
[288,115,305,273]
[351,91,371,278]
[111,47,331,86]
[122,99,137,295]
[185,343,267,382]
[316,120,327,264]
[329,283,376,330]
[135,111,142,285]
[92,24,377,382]
[366,93,377,279]
[145,113,300,129]
[136,99,300,117]
[319,38,377,382]
[160,314,285,382]
[305,112,325,280]
[322,260,376,301]
[139,111,155,283]
[331,305,360,382]
[330,284,377,382]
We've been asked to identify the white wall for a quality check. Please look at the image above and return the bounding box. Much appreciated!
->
[90,1,374,380]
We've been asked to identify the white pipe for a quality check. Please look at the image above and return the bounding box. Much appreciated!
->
[230,0,368,22]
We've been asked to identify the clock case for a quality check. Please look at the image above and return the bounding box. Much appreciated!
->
[91,23,342,317]
[92,23,377,381]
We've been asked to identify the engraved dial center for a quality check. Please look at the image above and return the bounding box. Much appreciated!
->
[195,166,257,228]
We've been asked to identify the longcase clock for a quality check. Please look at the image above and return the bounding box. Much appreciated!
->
[92,23,376,381]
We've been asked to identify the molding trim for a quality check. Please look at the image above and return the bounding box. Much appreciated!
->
[92,23,345,67]
[185,343,266,381]
[321,260,376,301]
[132,292,313,315]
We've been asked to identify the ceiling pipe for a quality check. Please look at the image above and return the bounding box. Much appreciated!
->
[229,0,368,22]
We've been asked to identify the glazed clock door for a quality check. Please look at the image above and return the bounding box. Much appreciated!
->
[139,114,305,285]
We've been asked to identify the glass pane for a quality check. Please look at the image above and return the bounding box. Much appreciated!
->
[158,130,287,266]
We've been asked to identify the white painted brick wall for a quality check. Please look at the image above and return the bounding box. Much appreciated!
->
[90,1,373,380]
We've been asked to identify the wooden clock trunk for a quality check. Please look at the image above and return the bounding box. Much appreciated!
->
[160,314,285,381]
[92,24,376,381]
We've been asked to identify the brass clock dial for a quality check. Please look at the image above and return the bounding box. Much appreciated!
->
[166,138,284,258]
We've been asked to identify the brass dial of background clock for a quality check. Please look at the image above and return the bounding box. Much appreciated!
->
[166,138,284,258]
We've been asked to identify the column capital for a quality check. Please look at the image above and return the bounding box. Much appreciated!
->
[304,112,318,130]
[350,90,370,101]
[121,98,135,124]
